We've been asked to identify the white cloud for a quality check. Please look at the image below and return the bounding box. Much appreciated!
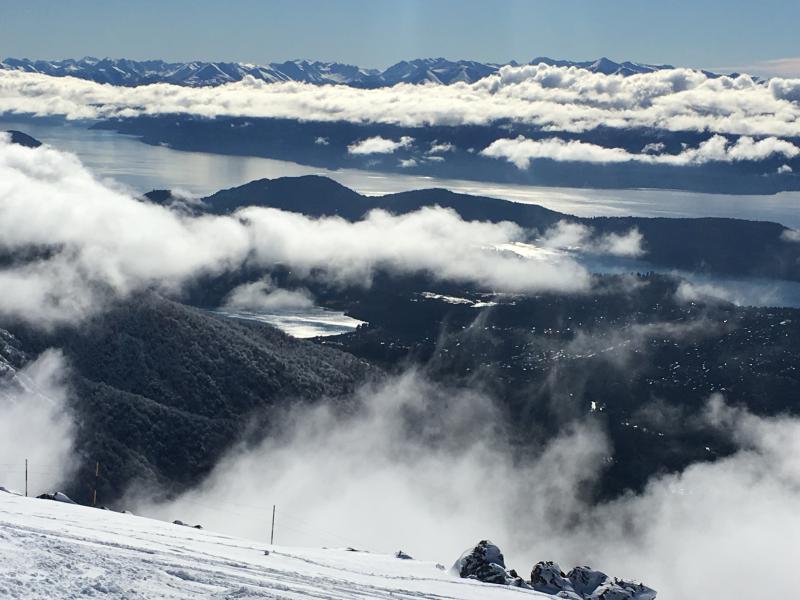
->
[131,370,800,599]
[539,221,645,257]
[427,141,455,154]
[481,134,800,169]
[3,64,800,138]
[642,142,665,154]
[778,164,793,174]
[0,349,76,495]
[223,279,314,311]
[398,158,418,168]
[314,136,329,145]
[347,136,413,155]
[0,138,591,327]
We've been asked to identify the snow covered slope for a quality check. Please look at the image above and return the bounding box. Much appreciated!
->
[0,493,554,599]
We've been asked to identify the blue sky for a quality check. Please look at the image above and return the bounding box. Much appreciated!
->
[2,0,800,76]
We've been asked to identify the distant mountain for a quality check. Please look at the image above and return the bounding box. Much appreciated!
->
[0,55,676,87]
[3,130,42,148]
[192,175,800,281]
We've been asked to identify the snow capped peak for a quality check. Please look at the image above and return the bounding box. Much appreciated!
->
[0,55,684,88]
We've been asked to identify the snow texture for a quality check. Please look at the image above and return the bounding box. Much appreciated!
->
[0,494,559,599]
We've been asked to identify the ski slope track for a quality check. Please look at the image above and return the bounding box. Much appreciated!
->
[0,493,555,599]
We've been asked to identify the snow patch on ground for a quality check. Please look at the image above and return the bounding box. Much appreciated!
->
[0,494,556,599]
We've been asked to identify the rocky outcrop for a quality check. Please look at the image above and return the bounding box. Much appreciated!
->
[563,566,657,600]
[452,540,528,588]
[453,542,656,599]
[531,561,581,599]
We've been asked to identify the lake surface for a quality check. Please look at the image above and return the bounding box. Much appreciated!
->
[213,308,365,338]
[4,118,800,228]
[5,118,800,315]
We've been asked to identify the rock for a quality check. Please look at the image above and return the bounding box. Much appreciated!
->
[173,519,203,529]
[36,492,77,504]
[565,566,656,600]
[531,561,581,599]
[589,580,658,600]
[452,540,529,588]
[394,550,413,560]
[568,566,611,597]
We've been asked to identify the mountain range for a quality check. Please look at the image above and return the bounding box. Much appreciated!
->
[0,55,678,87]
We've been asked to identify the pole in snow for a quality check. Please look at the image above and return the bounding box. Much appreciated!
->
[270,504,276,545]
[92,461,99,507]
[25,459,28,497]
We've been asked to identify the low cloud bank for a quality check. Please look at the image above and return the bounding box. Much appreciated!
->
[482,135,800,169]
[2,63,800,139]
[0,349,76,495]
[132,371,800,600]
[223,278,315,311]
[539,220,645,257]
[0,138,598,328]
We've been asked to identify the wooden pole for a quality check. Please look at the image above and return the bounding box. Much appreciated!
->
[92,461,99,507]
[270,504,276,545]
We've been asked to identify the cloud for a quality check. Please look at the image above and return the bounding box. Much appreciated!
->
[223,279,314,311]
[347,136,413,155]
[673,276,800,307]
[481,135,800,169]
[398,158,418,168]
[313,136,329,145]
[642,142,665,154]
[130,368,800,599]
[0,349,76,495]
[539,221,645,257]
[130,371,610,567]
[3,64,800,138]
[0,138,590,327]
[427,141,455,154]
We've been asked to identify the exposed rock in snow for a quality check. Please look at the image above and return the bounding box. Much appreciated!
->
[566,566,657,600]
[36,491,76,504]
[452,540,529,587]
[568,566,611,597]
[450,548,657,599]
[173,519,203,529]
[531,561,581,599]
[395,550,414,560]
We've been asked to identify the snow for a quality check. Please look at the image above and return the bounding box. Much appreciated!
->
[0,494,556,599]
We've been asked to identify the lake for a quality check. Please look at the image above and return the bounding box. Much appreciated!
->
[4,117,800,228]
[5,117,800,318]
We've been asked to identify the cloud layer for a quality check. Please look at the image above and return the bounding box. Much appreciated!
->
[0,137,595,327]
[481,134,800,169]
[2,64,800,138]
[0,349,76,495]
[132,371,800,600]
